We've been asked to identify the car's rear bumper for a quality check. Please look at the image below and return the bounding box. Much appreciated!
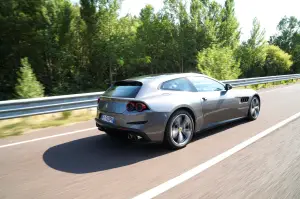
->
[95,110,169,142]
[95,118,152,141]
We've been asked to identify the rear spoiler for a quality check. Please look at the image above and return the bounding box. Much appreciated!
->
[113,80,143,86]
[99,96,145,103]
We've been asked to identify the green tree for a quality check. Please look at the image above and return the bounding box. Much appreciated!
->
[238,18,267,77]
[263,45,293,75]
[197,46,241,80]
[1,0,258,100]
[219,0,240,49]
[270,16,300,72]
[15,58,45,99]
[0,0,46,100]
[40,0,76,94]
[136,5,157,74]
[163,0,197,72]
[192,0,222,50]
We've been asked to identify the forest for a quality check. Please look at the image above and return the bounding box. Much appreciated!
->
[1,0,300,100]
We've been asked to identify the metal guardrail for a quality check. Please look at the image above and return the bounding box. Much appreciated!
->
[223,74,300,87]
[0,92,104,120]
[1,74,300,120]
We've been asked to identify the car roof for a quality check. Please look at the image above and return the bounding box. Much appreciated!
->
[120,73,224,99]
[125,73,207,84]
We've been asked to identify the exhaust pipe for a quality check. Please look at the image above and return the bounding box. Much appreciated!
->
[128,133,138,141]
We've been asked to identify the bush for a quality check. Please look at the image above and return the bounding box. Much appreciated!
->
[263,45,293,75]
[15,58,45,99]
[197,46,241,80]
[61,111,72,119]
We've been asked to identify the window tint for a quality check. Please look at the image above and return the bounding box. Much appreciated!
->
[161,78,195,92]
[187,76,225,92]
[103,81,142,98]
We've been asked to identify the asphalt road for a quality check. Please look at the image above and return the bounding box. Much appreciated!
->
[157,115,300,199]
[1,84,300,199]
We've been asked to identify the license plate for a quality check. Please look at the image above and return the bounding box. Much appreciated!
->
[101,114,115,124]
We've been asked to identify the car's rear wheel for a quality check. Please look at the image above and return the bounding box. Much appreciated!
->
[164,110,194,150]
[247,96,260,120]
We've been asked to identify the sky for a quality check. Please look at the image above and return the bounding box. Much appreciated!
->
[71,0,300,41]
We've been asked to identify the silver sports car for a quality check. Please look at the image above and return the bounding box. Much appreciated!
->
[95,73,260,149]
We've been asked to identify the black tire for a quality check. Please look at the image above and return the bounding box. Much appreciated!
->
[164,110,194,150]
[247,96,260,121]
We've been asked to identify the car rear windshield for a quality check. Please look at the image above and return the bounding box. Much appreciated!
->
[102,81,142,98]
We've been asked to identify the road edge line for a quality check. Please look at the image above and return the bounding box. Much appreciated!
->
[132,111,300,199]
[0,127,97,149]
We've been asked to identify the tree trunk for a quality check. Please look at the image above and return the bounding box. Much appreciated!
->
[181,57,184,73]
[109,57,113,86]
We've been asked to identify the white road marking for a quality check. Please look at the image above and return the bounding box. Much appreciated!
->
[132,111,300,199]
[0,127,97,149]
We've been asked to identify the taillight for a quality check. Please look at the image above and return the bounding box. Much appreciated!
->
[97,97,101,104]
[136,103,147,112]
[126,101,148,112]
[126,102,135,112]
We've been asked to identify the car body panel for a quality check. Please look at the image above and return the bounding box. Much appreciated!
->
[96,109,168,142]
[95,73,260,142]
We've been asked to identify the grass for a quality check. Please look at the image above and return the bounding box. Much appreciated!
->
[0,79,299,139]
[0,109,96,138]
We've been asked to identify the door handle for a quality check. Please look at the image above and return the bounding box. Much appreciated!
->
[202,97,207,101]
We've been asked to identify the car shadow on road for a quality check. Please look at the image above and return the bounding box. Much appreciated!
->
[43,135,171,174]
[193,118,249,141]
[43,118,249,174]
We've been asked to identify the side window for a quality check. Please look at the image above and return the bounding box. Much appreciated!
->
[187,76,225,92]
[160,78,195,92]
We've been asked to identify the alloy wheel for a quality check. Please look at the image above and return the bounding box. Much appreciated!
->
[171,114,193,146]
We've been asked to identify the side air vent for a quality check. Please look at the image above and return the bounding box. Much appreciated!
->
[240,97,249,103]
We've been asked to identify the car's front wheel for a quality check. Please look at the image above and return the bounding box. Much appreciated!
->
[164,110,194,150]
[247,96,260,120]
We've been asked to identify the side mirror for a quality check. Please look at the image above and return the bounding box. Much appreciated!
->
[225,84,233,90]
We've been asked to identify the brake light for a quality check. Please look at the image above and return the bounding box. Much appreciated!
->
[126,101,148,112]
[136,103,147,112]
[126,102,135,112]
[97,97,101,104]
